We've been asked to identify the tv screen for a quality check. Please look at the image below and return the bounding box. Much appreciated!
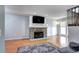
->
[32,16,44,24]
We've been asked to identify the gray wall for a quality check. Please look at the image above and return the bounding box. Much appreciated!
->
[5,14,53,40]
[5,13,27,39]
[68,26,79,43]
[0,6,5,53]
[46,18,53,36]
[25,16,29,38]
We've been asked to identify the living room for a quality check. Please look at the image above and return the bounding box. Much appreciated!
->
[5,5,79,53]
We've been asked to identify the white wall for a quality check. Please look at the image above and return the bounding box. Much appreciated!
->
[68,26,79,43]
[46,18,53,36]
[5,13,29,40]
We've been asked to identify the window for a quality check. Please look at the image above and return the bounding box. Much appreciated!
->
[60,21,68,47]
[60,21,67,35]
[60,36,67,47]
[60,27,66,35]
[52,26,57,35]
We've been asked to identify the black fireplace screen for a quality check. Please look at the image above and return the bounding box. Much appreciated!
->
[34,32,44,38]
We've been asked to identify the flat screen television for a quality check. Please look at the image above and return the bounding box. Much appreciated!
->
[32,16,45,24]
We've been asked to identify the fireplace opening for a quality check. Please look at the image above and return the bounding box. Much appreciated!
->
[34,32,44,38]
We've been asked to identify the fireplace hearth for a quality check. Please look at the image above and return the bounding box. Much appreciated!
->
[29,28,47,39]
[34,32,44,38]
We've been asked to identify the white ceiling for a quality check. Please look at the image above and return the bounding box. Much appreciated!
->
[5,5,76,19]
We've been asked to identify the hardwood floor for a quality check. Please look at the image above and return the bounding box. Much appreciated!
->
[48,36,61,48]
[5,38,49,53]
[5,36,61,53]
